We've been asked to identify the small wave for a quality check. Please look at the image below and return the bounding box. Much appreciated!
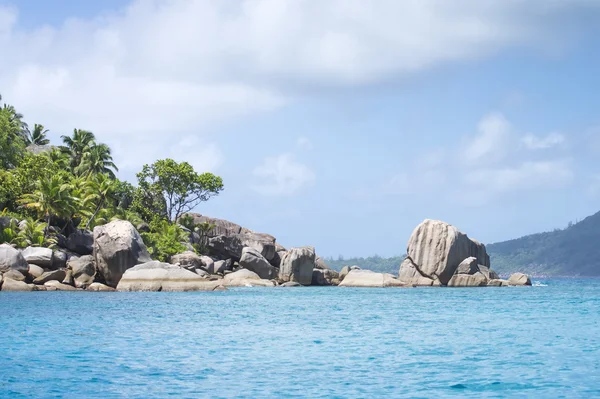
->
[532,281,548,287]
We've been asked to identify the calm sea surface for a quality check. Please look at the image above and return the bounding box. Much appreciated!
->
[1,279,599,398]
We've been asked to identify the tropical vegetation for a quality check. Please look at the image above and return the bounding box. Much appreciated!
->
[0,94,223,261]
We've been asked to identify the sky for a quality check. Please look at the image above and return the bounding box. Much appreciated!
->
[1,0,600,258]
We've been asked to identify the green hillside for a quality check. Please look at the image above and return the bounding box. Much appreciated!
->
[487,211,600,276]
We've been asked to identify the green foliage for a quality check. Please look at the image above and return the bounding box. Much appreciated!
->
[324,255,406,274]
[61,129,117,178]
[19,175,77,233]
[25,124,50,146]
[192,221,215,255]
[135,159,224,222]
[0,219,21,246]
[0,152,62,211]
[488,211,600,276]
[0,98,26,169]
[18,219,57,248]
[141,219,188,262]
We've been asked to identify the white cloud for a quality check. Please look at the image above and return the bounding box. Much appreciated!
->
[387,112,574,205]
[521,132,565,149]
[464,112,513,164]
[296,136,313,151]
[252,153,315,196]
[1,1,599,175]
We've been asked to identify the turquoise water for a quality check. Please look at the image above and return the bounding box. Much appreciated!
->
[2,279,600,398]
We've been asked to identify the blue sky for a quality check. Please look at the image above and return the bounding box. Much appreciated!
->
[1,1,600,257]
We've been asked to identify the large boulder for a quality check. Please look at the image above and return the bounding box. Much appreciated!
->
[488,279,511,287]
[312,269,340,286]
[338,270,406,288]
[447,257,489,287]
[87,282,116,292]
[279,246,315,286]
[398,220,491,286]
[314,256,329,270]
[170,251,204,271]
[1,278,34,291]
[184,214,277,261]
[339,265,360,282]
[508,273,532,286]
[33,270,67,285]
[44,280,78,291]
[68,255,96,288]
[239,247,278,280]
[116,261,225,292]
[21,247,53,268]
[210,259,232,275]
[65,229,94,255]
[222,269,275,287]
[3,269,26,282]
[0,244,29,274]
[52,250,68,270]
[93,220,152,287]
[27,264,45,280]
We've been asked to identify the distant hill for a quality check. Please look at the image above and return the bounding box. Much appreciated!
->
[487,211,600,277]
[324,255,405,274]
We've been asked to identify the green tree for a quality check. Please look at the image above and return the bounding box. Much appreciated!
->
[0,100,26,169]
[76,143,118,178]
[135,159,224,222]
[141,219,188,262]
[81,173,117,229]
[19,175,76,235]
[25,124,50,146]
[60,129,96,172]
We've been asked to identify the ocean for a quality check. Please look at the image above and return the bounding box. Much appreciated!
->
[2,279,599,398]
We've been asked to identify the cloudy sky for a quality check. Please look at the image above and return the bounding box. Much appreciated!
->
[1,0,600,257]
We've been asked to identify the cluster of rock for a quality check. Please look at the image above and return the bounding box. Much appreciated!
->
[398,219,531,287]
[0,215,531,292]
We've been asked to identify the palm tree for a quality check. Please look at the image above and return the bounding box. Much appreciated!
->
[25,124,50,146]
[60,129,96,171]
[76,143,118,178]
[19,176,76,236]
[81,173,117,229]
[1,94,28,137]
[45,148,70,170]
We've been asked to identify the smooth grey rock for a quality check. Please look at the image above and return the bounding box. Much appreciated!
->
[34,270,67,285]
[195,268,210,278]
[0,244,29,274]
[1,278,33,291]
[280,281,302,287]
[478,264,499,280]
[27,264,44,280]
[87,282,116,292]
[170,251,204,270]
[339,270,406,288]
[68,255,96,288]
[208,235,245,260]
[199,255,214,271]
[44,280,78,291]
[222,269,275,287]
[312,268,340,286]
[66,229,94,255]
[210,259,232,275]
[447,272,488,287]
[3,269,26,282]
[455,257,479,275]
[339,265,361,282]
[239,247,278,280]
[62,269,74,286]
[279,246,315,286]
[488,279,511,287]
[93,220,151,287]
[509,273,532,286]
[52,250,68,270]
[22,246,54,268]
[116,261,225,292]
[398,219,491,286]
[314,256,329,270]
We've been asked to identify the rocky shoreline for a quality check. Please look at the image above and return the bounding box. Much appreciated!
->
[0,215,531,292]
